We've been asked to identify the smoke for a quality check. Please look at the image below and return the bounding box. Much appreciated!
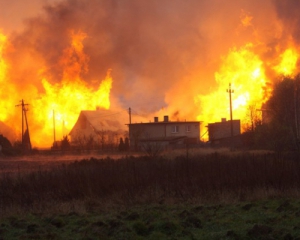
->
[2,0,300,144]
[0,0,46,34]
[272,0,300,43]
[6,0,278,115]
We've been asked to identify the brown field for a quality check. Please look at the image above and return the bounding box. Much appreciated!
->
[1,148,300,239]
[0,147,299,212]
[0,152,141,175]
[0,147,272,175]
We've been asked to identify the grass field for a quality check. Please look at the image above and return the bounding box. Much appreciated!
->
[1,148,300,239]
[1,199,300,239]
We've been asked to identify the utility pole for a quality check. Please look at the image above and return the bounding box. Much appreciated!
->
[295,81,299,149]
[128,107,132,150]
[227,83,234,139]
[128,107,131,124]
[15,99,31,151]
[53,110,56,147]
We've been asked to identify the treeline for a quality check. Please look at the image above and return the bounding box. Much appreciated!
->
[243,74,300,151]
[1,152,300,213]
[51,136,130,153]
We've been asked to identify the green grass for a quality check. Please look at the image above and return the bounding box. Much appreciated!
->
[1,198,300,239]
[2,151,300,239]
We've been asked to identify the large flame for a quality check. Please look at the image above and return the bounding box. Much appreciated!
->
[195,41,299,139]
[273,47,299,76]
[0,32,18,123]
[0,30,112,147]
[0,32,6,82]
[1,2,300,147]
[195,44,269,129]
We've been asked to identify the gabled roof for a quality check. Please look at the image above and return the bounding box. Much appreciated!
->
[69,110,127,135]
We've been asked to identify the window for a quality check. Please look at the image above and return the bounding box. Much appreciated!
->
[171,125,179,133]
[186,125,191,132]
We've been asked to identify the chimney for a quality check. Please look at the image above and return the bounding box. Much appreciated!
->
[154,117,159,122]
[164,115,169,122]
[221,118,226,122]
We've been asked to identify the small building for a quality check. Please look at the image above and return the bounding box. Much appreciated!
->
[207,118,241,146]
[69,110,127,149]
[128,115,201,150]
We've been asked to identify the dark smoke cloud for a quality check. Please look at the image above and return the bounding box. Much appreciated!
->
[5,0,282,117]
[272,0,300,43]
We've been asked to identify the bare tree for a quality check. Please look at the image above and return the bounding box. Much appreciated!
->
[141,141,164,158]
[243,103,262,132]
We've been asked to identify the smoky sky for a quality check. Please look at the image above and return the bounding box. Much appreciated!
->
[4,0,296,116]
[272,0,300,44]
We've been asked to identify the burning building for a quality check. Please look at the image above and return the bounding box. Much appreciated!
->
[0,1,299,148]
[69,110,127,149]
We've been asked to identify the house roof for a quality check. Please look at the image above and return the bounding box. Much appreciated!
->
[69,110,127,135]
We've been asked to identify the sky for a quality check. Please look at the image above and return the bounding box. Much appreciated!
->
[0,0,59,34]
[0,0,299,146]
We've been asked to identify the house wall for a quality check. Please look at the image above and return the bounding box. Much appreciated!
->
[165,123,200,139]
[129,121,200,149]
[129,122,200,139]
[129,124,166,140]
[208,120,241,141]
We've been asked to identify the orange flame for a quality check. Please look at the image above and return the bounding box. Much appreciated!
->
[273,47,299,76]
[0,32,18,124]
[195,40,300,140]
[0,32,6,82]
[1,24,300,146]
[0,30,112,147]
[195,44,270,136]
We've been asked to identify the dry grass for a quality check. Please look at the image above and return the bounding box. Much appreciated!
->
[162,147,273,159]
[0,150,300,218]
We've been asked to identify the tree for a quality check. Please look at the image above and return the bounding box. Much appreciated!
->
[264,75,300,150]
[61,135,70,151]
[118,137,125,151]
[0,134,13,155]
[243,103,262,132]
[141,141,164,158]
[242,75,300,151]
[124,137,129,151]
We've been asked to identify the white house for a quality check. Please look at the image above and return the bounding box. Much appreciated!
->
[128,115,201,150]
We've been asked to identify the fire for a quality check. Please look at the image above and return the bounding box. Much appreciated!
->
[0,32,8,121]
[30,31,112,147]
[0,10,300,147]
[0,32,18,123]
[0,30,112,147]
[195,44,270,135]
[0,32,6,82]
[60,30,89,82]
[273,47,299,76]
[195,40,300,139]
